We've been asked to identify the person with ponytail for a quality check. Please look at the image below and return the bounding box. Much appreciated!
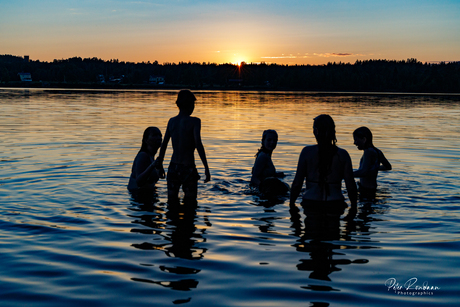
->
[128,127,163,192]
[250,130,287,194]
[290,115,357,217]
[353,126,391,199]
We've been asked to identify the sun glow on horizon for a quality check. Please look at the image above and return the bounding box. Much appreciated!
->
[230,53,249,67]
[233,58,250,67]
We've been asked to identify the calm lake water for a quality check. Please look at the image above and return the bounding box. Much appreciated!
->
[0,88,459,306]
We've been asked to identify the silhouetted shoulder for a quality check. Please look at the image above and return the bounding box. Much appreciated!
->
[190,116,201,124]
[301,145,318,154]
[337,147,351,158]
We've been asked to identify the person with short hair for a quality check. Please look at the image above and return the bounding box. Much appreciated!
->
[353,126,392,199]
[156,89,211,204]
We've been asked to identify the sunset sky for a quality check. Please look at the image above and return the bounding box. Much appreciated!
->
[1,0,459,65]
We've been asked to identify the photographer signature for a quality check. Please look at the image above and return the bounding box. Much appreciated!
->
[385,277,440,292]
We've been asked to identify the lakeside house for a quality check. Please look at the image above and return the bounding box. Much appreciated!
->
[108,75,124,83]
[149,75,165,85]
[18,72,32,82]
[228,78,243,86]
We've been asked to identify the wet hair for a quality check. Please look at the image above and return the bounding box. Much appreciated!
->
[255,129,278,157]
[176,89,196,110]
[313,114,338,195]
[353,126,373,147]
[313,114,337,146]
[140,126,162,153]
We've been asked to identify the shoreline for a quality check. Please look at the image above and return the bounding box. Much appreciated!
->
[1,84,459,97]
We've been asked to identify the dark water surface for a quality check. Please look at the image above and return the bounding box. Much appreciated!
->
[1,88,459,306]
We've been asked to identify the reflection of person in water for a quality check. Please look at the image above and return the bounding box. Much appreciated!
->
[128,127,162,193]
[353,126,392,200]
[130,202,205,296]
[131,201,207,260]
[289,204,370,282]
[156,89,211,204]
[290,114,357,219]
[250,129,288,195]
[166,203,206,260]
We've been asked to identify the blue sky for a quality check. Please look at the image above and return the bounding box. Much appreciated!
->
[1,0,459,64]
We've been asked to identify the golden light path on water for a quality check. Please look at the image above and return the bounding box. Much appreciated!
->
[0,88,459,306]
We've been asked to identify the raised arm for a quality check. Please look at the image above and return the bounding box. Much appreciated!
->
[193,118,210,182]
[289,147,307,208]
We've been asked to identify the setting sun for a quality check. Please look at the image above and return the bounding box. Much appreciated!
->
[231,54,248,66]
[232,59,245,66]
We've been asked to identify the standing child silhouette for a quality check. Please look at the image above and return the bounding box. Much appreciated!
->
[156,90,211,204]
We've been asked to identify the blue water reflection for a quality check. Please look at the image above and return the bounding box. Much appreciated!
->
[0,88,459,306]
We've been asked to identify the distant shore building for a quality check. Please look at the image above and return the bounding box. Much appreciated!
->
[228,78,243,86]
[108,75,124,83]
[18,72,32,82]
[149,75,165,85]
[24,55,29,62]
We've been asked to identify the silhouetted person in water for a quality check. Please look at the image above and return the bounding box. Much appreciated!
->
[250,130,287,195]
[128,127,162,192]
[353,126,392,200]
[156,89,211,204]
[290,114,357,219]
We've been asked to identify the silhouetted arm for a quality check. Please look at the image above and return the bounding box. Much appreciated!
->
[343,150,358,220]
[193,118,210,182]
[290,148,307,208]
[155,123,170,178]
[135,152,160,187]
[378,149,392,171]
[343,152,358,207]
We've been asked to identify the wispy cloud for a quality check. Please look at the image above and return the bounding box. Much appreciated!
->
[261,53,310,59]
[262,52,364,59]
[314,53,364,57]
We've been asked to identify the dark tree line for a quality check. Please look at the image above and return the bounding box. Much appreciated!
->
[1,54,459,92]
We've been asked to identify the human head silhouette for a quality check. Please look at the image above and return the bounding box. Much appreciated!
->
[140,126,162,153]
[176,89,196,115]
[261,129,278,150]
[353,126,373,148]
[313,114,337,146]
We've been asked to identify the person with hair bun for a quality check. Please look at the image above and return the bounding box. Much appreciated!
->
[250,130,288,195]
[290,115,357,217]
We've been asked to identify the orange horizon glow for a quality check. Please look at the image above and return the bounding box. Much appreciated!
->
[1,2,459,66]
[8,52,459,67]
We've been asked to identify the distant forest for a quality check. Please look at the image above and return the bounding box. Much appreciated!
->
[1,54,459,92]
